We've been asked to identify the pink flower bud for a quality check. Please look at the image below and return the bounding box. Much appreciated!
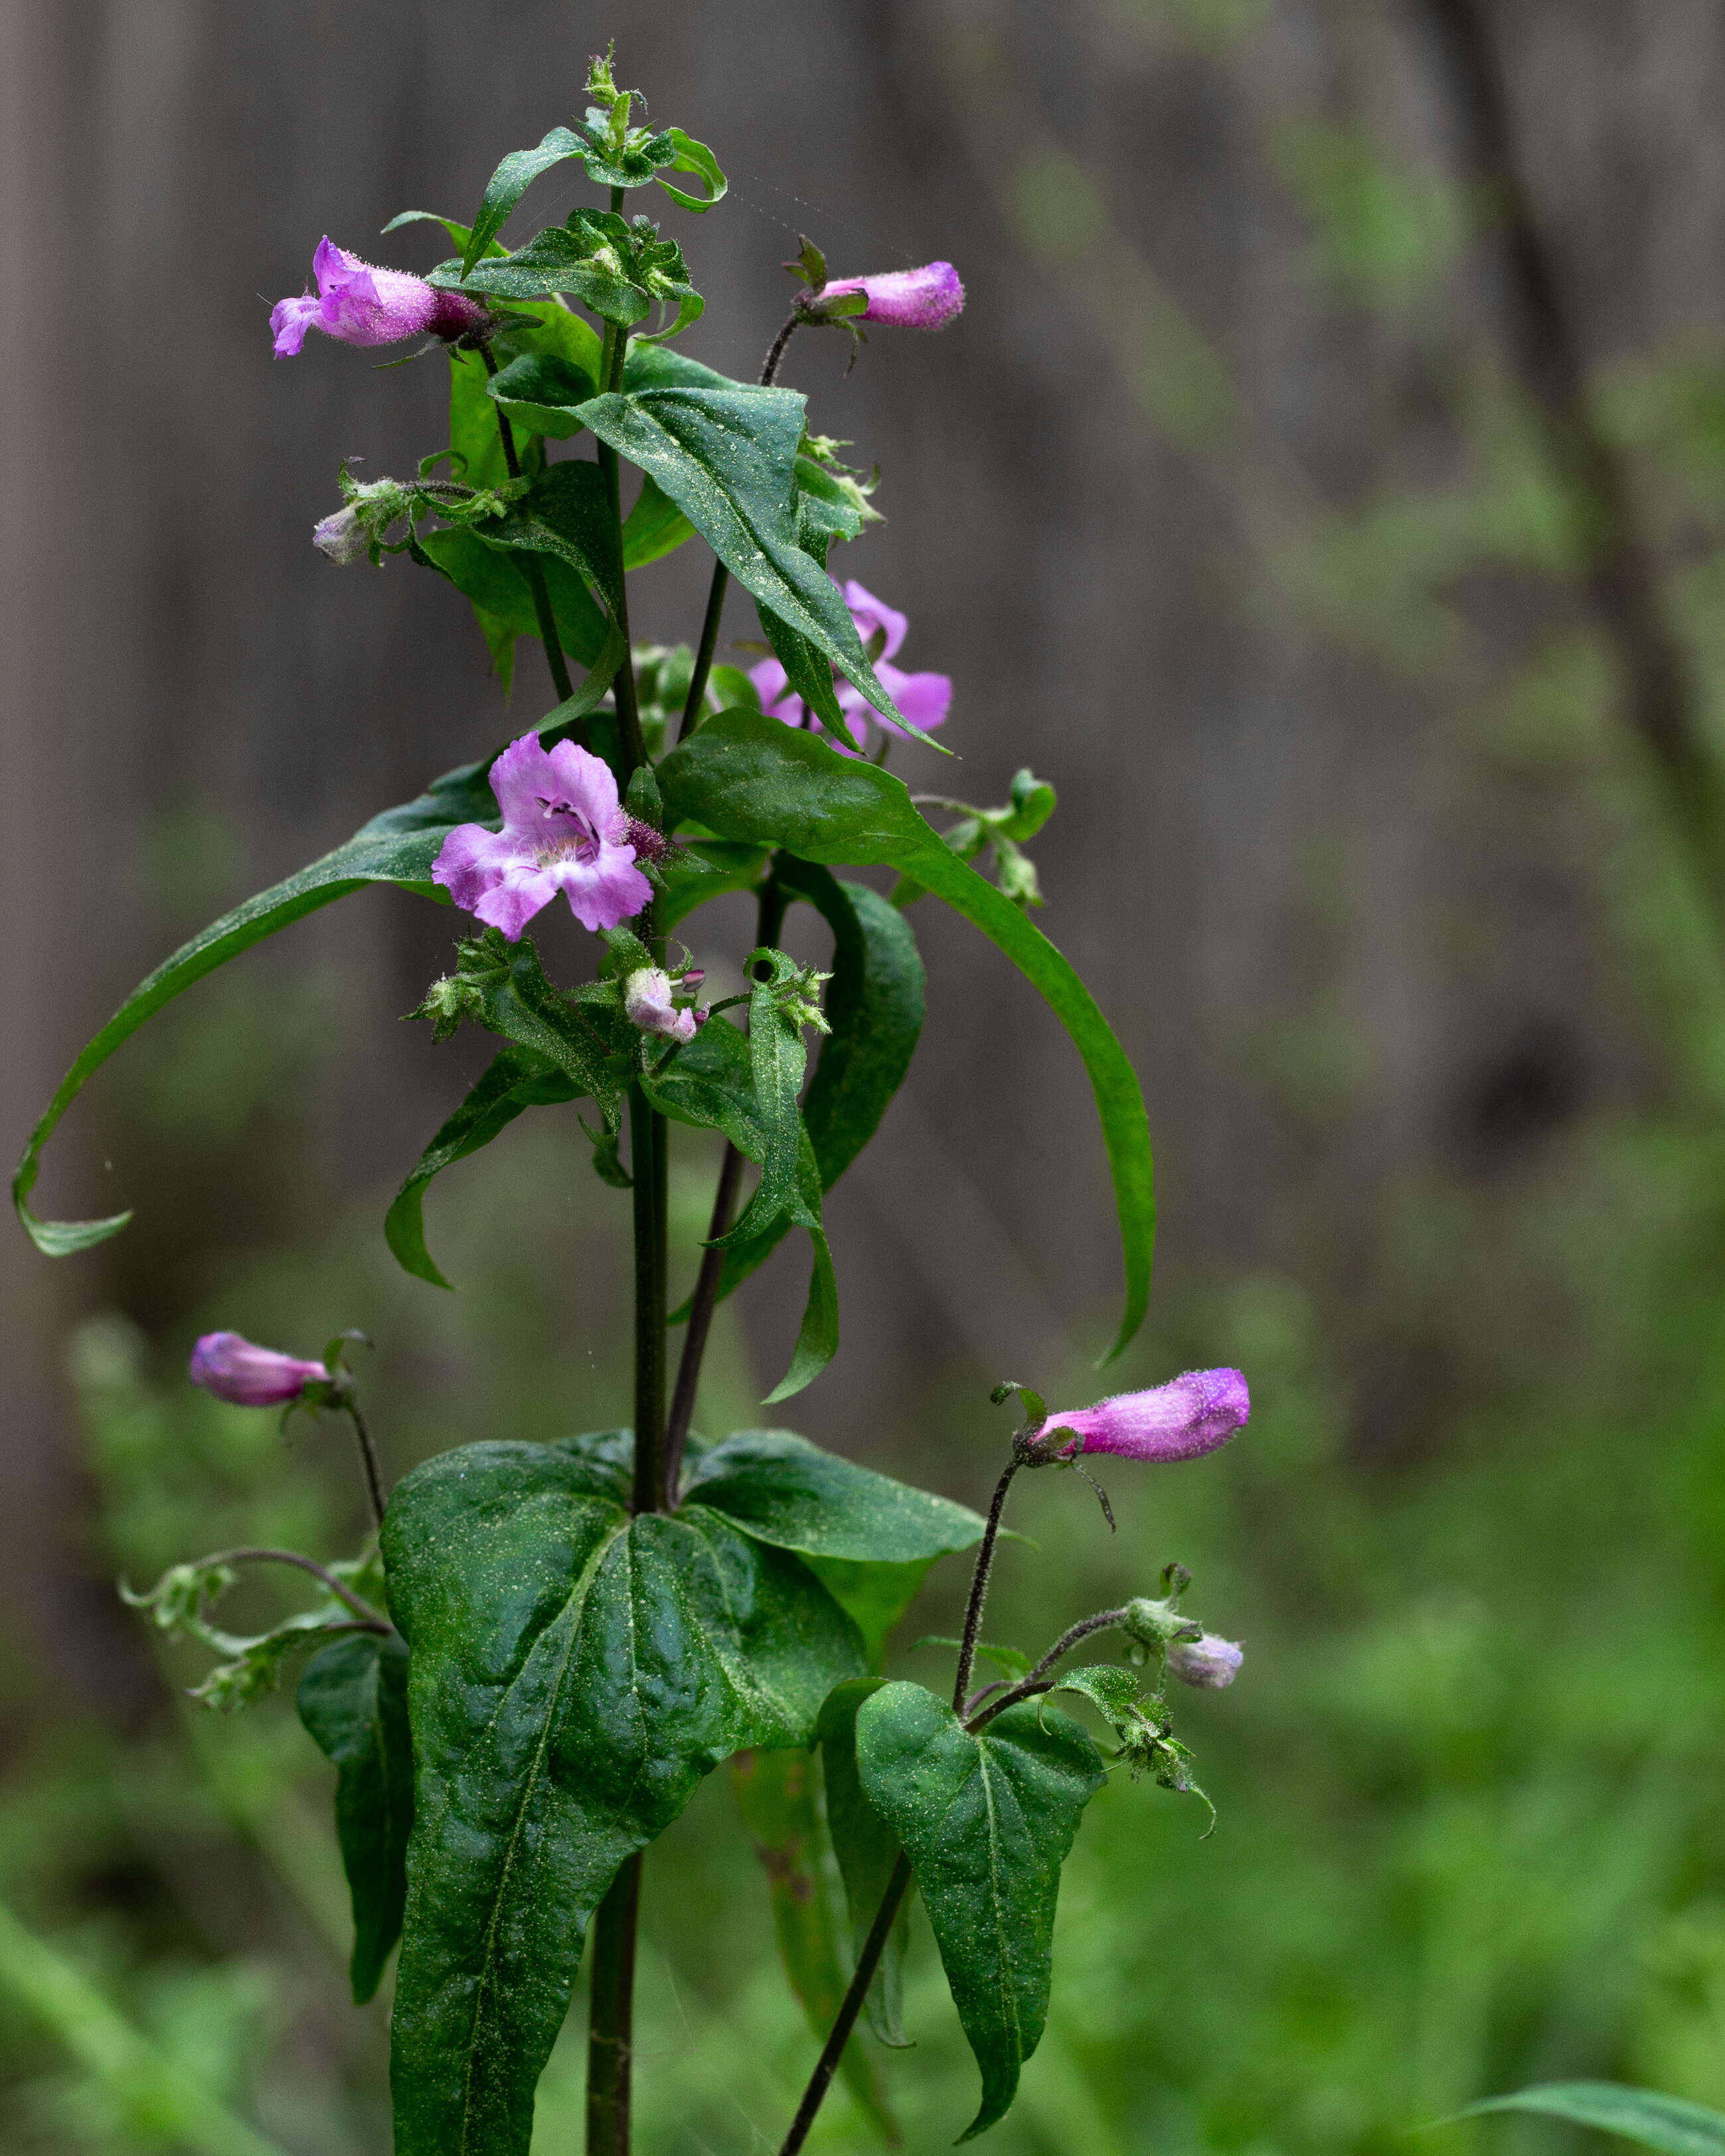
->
[624,967,700,1044]
[1041,1369,1250,1464]
[270,238,486,358]
[1167,1633,1244,1689]
[818,261,965,330]
[190,1332,328,1408]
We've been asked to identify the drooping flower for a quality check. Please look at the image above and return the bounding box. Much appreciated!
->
[191,1332,327,1408]
[432,733,651,940]
[1167,1633,1244,1690]
[749,580,952,754]
[270,237,487,358]
[311,507,369,566]
[623,967,707,1044]
[818,262,965,330]
[1040,1368,1250,1464]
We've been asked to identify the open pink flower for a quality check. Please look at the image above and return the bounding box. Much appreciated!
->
[432,734,651,940]
[749,580,951,754]
[819,262,964,330]
[1040,1369,1250,1465]
[270,238,486,357]
[191,1332,327,1408]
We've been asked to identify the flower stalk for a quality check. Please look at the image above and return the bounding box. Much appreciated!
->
[477,344,574,705]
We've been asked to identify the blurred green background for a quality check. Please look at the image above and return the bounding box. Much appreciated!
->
[9,0,1725,2150]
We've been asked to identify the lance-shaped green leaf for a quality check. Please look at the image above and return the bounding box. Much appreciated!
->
[15,759,493,1254]
[856,1683,1107,2141]
[730,1746,896,2138]
[720,950,817,1248]
[819,1679,912,2048]
[450,210,701,339]
[13,709,632,1258]
[385,1046,579,1290]
[384,1436,862,2156]
[459,127,586,276]
[621,473,695,568]
[575,385,939,746]
[1449,2086,1725,2156]
[658,712,1156,1360]
[704,867,924,1305]
[297,1632,414,2004]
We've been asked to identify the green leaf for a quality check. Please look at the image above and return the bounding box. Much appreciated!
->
[1045,1663,1144,1728]
[768,1197,838,1408]
[477,458,623,614]
[621,473,695,570]
[296,1632,414,2004]
[856,1683,1107,2140]
[384,1436,863,2156]
[461,128,584,276]
[659,840,771,931]
[639,1013,766,1160]
[657,711,1156,1361]
[819,1679,912,2048]
[685,1429,985,1565]
[385,1047,578,1290]
[730,1746,896,2137]
[710,865,925,1302]
[654,127,728,212]
[574,386,935,745]
[1450,2086,1725,2156]
[15,756,498,1254]
[413,930,627,1122]
[415,527,610,669]
[485,351,598,438]
[720,951,816,1249]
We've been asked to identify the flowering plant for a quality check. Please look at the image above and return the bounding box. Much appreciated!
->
[15,48,1252,2156]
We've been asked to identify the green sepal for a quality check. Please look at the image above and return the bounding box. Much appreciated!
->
[385,1046,578,1290]
[855,1683,1107,2140]
[383,1435,864,2156]
[818,1679,912,2048]
[296,1631,414,2003]
[730,1746,896,2137]
[657,712,1155,1361]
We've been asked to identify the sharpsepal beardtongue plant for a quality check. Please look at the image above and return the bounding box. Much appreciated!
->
[14,44,1254,2155]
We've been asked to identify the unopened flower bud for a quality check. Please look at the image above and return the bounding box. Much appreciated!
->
[312,507,369,566]
[1039,1368,1249,1464]
[190,1331,327,1408]
[624,967,702,1044]
[1167,1633,1244,1690]
[815,261,965,330]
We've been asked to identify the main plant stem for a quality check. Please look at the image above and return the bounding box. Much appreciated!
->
[477,345,574,705]
[585,296,666,2156]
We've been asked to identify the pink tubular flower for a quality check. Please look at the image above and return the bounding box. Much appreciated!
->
[191,1332,327,1408]
[1040,1368,1250,1465]
[819,261,965,330]
[431,733,651,941]
[624,967,706,1044]
[1167,1633,1244,1690]
[270,237,486,358]
[749,580,952,755]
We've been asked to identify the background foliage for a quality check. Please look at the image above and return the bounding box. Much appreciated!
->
[8,0,1725,2150]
